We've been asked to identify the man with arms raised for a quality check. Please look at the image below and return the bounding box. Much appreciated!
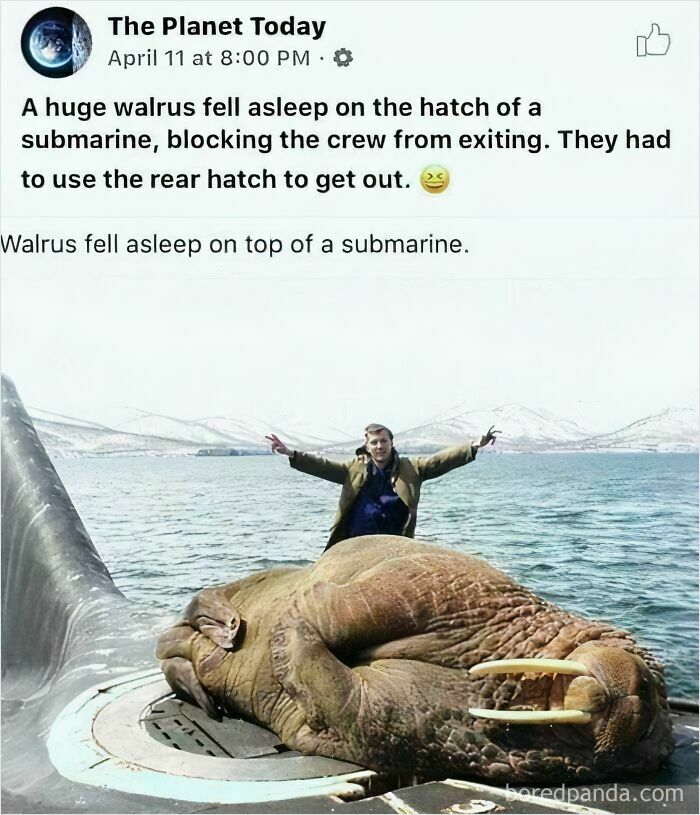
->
[266,423,499,552]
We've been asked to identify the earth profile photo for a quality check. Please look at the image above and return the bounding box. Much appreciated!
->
[21,7,91,77]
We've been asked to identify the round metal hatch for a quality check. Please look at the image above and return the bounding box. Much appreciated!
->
[47,669,374,804]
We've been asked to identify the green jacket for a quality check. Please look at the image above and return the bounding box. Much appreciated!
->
[290,442,478,549]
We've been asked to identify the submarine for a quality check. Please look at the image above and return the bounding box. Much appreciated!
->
[1,374,697,814]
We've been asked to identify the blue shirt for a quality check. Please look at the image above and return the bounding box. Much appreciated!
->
[347,459,409,538]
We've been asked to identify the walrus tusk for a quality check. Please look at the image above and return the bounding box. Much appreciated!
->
[469,658,591,677]
[468,708,592,724]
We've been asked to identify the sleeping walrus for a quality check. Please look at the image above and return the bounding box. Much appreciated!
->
[156,536,674,783]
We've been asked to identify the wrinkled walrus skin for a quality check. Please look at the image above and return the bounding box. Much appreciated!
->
[156,536,674,783]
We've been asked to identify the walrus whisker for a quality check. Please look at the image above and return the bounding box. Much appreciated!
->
[468,708,592,724]
[468,658,591,677]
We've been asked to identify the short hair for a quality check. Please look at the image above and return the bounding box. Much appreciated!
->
[364,423,393,441]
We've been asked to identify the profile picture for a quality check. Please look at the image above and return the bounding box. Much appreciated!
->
[21,6,91,78]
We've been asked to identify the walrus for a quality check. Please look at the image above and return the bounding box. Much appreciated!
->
[156,536,674,783]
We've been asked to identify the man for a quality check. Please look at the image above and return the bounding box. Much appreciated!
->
[265,423,499,551]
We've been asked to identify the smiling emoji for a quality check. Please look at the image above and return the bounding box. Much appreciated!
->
[420,165,450,194]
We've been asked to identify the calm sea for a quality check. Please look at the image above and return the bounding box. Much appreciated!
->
[53,452,698,698]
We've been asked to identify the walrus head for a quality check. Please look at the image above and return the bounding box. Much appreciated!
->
[468,640,673,779]
[560,642,663,754]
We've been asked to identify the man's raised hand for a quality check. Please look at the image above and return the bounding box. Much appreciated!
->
[478,425,501,448]
[266,433,293,457]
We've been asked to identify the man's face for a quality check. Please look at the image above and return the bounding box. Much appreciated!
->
[366,430,393,467]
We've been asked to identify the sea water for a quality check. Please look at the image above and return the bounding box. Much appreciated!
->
[53,452,698,698]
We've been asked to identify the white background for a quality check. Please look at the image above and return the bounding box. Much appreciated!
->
[1,1,697,434]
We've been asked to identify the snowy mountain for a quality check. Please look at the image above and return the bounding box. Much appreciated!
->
[267,416,357,448]
[390,404,593,453]
[28,404,697,458]
[572,407,698,453]
[56,405,151,430]
[109,411,248,447]
[30,415,200,457]
[30,409,351,457]
[201,415,355,452]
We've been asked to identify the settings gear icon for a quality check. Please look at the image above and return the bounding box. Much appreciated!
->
[333,48,353,67]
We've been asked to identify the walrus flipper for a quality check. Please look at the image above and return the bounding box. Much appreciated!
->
[181,586,242,650]
[161,656,222,720]
[267,578,425,740]
[300,578,423,653]
[270,610,362,735]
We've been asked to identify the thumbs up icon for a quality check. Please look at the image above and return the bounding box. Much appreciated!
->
[637,23,671,56]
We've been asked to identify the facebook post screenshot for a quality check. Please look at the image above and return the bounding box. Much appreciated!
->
[0,1,698,813]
